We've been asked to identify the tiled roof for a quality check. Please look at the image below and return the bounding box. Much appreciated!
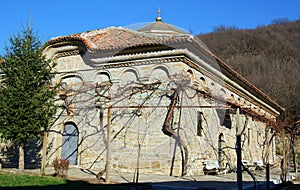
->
[46,27,203,52]
[83,27,188,50]
[137,20,187,34]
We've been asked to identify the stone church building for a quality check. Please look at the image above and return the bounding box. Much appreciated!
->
[43,15,284,176]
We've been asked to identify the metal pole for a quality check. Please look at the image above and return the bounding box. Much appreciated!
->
[105,106,111,184]
[236,107,242,190]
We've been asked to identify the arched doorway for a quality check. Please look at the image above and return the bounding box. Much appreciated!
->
[61,123,78,165]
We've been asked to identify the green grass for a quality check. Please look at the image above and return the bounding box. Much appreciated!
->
[0,172,66,187]
[0,172,136,189]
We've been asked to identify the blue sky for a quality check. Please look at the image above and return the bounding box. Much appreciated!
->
[0,0,299,53]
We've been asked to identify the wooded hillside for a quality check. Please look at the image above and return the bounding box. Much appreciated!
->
[199,19,300,123]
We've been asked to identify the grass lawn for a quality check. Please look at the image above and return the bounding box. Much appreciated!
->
[0,172,66,187]
[0,172,123,190]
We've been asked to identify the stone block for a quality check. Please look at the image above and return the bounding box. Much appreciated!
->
[151,161,161,169]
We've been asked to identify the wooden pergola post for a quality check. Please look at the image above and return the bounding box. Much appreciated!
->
[282,128,287,182]
[296,138,299,179]
[236,107,242,190]
[266,126,270,190]
[105,106,111,184]
[41,130,47,176]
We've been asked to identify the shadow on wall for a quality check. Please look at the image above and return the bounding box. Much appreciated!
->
[0,139,42,169]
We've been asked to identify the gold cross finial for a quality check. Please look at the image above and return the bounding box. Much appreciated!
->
[156,7,162,21]
[157,7,161,16]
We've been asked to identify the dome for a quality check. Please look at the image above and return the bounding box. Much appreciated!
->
[137,16,187,35]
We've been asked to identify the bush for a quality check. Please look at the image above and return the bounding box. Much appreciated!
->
[52,158,70,178]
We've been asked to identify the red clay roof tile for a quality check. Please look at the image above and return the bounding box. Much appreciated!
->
[46,27,195,51]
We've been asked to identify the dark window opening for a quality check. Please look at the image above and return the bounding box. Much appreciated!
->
[197,111,203,136]
[248,128,251,145]
[216,109,232,129]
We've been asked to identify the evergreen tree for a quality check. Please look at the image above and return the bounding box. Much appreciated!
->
[0,25,57,173]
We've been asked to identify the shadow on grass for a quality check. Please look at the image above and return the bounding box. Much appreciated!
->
[0,180,151,190]
[0,179,300,190]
